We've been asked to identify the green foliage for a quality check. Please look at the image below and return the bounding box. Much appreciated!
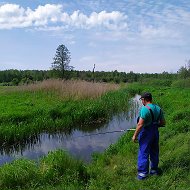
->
[86,85,190,190]
[0,86,132,144]
[1,84,190,190]
[0,70,51,85]
[177,62,190,79]
[0,159,38,189]
[0,150,87,190]
[11,78,19,86]
[39,150,87,185]
[0,69,178,86]
[52,44,72,79]
[126,82,143,95]
[171,78,190,88]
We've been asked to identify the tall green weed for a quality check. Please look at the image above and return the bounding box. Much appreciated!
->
[1,83,190,190]
[0,150,87,190]
[171,78,190,88]
[86,85,190,190]
[0,86,133,144]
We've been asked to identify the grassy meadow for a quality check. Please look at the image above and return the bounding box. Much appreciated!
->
[0,80,190,189]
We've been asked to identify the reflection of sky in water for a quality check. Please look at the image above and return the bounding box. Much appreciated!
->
[0,95,141,165]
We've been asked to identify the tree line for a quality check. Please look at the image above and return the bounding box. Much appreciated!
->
[0,44,188,86]
[0,69,178,86]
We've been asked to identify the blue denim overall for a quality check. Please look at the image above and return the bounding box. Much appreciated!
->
[137,105,160,179]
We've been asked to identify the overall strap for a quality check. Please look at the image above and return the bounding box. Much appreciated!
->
[145,105,154,121]
[145,105,162,122]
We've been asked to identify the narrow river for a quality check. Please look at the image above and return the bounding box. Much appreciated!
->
[0,94,141,165]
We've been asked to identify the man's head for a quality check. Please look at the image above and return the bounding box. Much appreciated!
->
[140,92,152,103]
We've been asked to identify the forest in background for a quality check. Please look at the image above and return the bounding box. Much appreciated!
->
[0,69,178,86]
[1,60,190,88]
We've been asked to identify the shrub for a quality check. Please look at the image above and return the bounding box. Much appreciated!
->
[171,78,190,88]
[0,159,38,189]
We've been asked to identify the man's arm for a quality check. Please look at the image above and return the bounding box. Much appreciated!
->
[159,110,166,127]
[159,118,166,127]
[132,118,144,142]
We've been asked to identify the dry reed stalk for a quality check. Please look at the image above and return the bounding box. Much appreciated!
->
[16,79,119,99]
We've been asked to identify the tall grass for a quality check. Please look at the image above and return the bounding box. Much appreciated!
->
[0,80,129,145]
[16,79,119,100]
[86,85,190,190]
[0,150,87,190]
[1,83,190,189]
[140,78,172,87]
[171,78,190,88]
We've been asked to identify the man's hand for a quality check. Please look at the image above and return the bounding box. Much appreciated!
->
[132,134,137,143]
[132,117,144,143]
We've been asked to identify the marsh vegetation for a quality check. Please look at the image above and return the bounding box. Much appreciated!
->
[0,79,190,189]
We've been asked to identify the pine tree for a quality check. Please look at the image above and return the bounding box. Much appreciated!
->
[52,44,73,79]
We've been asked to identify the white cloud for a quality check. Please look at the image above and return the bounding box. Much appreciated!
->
[0,3,128,30]
[139,24,179,39]
[27,4,62,26]
[0,4,31,28]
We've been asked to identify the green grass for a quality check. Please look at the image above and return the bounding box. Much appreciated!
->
[0,87,131,144]
[171,78,190,88]
[86,131,190,190]
[0,150,87,190]
[85,85,190,190]
[0,83,190,189]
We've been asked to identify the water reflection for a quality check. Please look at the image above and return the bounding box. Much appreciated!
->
[0,94,141,165]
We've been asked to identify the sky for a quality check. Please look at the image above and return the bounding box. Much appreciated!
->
[0,0,190,73]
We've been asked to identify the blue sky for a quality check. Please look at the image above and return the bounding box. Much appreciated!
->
[0,0,190,73]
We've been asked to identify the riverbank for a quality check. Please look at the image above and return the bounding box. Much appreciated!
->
[86,84,190,190]
[0,95,140,165]
[0,82,190,189]
[0,80,130,145]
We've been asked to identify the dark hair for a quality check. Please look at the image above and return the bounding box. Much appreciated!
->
[144,96,152,101]
[140,92,152,101]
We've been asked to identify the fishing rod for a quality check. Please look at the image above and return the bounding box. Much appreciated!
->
[76,128,136,138]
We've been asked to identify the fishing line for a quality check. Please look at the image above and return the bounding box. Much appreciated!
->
[76,128,135,138]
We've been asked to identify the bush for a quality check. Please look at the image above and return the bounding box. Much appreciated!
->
[142,78,172,87]
[171,78,190,88]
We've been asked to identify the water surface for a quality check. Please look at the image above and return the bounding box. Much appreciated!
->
[0,94,141,165]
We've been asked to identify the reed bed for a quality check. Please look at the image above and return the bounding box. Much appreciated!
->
[0,81,130,145]
[17,79,119,99]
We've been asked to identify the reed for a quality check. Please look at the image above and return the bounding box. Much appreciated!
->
[0,81,129,145]
[16,79,119,100]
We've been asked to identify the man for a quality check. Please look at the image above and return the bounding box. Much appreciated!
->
[132,92,165,180]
